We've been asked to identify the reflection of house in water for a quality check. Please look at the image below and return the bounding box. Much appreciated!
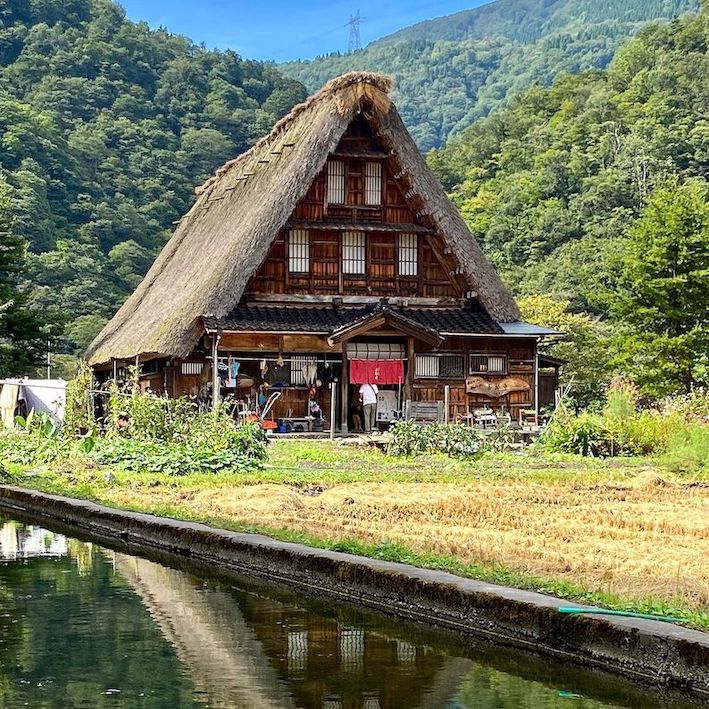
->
[0,522,68,560]
[114,554,296,709]
[114,554,472,708]
[239,593,471,708]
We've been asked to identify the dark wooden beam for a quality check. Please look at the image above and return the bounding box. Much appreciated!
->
[285,220,432,234]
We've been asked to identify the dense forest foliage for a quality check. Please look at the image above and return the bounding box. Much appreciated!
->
[282,0,698,150]
[430,6,709,398]
[0,174,45,375]
[0,0,306,368]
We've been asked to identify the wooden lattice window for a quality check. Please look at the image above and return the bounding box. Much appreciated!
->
[288,229,309,273]
[364,161,382,205]
[180,362,203,375]
[290,355,308,385]
[469,354,507,375]
[415,354,464,379]
[398,233,418,276]
[342,231,366,274]
[327,160,346,204]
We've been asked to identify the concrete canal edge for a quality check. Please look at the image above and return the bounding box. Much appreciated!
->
[1,484,707,700]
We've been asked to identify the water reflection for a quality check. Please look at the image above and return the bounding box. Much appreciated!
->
[0,520,690,708]
[0,520,68,560]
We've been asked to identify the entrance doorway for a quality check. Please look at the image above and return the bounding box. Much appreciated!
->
[346,341,406,433]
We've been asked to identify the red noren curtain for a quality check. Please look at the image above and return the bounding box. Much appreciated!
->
[349,359,404,385]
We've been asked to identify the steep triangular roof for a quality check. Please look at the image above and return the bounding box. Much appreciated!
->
[87,72,519,365]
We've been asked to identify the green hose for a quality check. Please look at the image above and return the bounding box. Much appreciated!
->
[559,607,684,624]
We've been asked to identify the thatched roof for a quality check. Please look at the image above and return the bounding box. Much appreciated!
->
[87,72,519,365]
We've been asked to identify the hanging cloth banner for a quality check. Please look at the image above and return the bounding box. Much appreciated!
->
[349,359,404,385]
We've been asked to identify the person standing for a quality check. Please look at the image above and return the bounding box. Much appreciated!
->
[359,382,378,434]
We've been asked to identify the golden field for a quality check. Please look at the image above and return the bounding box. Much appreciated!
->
[32,440,709,616]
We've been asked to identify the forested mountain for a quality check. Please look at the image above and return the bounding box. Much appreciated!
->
[429,6,709,396]
[282,0,698,150]
[0,0,306,362]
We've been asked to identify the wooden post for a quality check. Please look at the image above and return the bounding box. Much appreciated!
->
[211,333,221,411]
[444,385,450,423]
[406,336,415,406]
[534,341,540,427]
[340,342,349,433]
[329,382,336,440]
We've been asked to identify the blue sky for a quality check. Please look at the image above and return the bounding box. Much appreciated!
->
[119,1,490,62]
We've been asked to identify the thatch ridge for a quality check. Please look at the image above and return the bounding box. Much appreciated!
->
[87,71,518,366]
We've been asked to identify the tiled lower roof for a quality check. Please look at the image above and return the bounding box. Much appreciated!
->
[203,303,503,335]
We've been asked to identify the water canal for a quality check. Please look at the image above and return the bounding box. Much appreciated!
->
[0,515,694,708]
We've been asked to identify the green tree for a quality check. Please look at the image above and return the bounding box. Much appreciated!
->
[0,176,47,375]
[608,179,709,396]
[518,294,614,408]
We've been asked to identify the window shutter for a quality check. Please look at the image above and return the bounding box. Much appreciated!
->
[288,229,309,273]
[327,160,346,204]
[364,162,382,205]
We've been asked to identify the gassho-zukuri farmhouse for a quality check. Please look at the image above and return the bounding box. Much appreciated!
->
[88,72,562,432]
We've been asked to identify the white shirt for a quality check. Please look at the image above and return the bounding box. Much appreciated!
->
[359,384,378,405]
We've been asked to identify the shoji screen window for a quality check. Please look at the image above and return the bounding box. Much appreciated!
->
[342,231,366,275]
[288,229,309,273]
[364,161,382,205]
[327,160,346,204]
[398,233,418,276]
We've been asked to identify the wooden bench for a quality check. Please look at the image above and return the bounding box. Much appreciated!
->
[404,400,444,424]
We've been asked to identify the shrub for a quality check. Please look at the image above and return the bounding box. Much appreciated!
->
[387,421,480,459]
[105,377,196,441]
[89,424,267,476]
[542,395,699,458]
[0,378,268,476]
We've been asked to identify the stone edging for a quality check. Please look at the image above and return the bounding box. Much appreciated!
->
[0,484,707,699]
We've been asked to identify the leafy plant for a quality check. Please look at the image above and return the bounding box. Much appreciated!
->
[64,359,95,435]
[387,420,481,459]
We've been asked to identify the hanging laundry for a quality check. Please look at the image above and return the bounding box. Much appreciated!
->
[303,360,318,386]
[225,357,239,388]
[259,359,268,379]
[319,362,335,387]
[276,354,285,368]
[217,361,228,385]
